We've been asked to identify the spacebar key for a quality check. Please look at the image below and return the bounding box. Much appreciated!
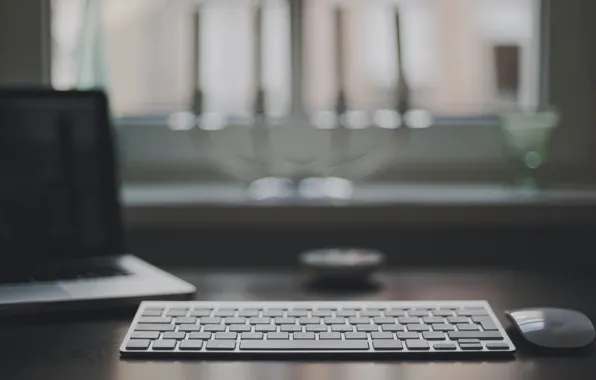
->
[240,340,369,350]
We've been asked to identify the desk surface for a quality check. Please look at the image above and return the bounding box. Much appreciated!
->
[2,268,596,380]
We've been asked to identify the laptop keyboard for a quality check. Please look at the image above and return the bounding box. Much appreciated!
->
[0,263,129,284]
[120,301,515,357]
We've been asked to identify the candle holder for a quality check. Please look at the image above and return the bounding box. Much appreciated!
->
[184,1,416,201]
[184,109,415,201]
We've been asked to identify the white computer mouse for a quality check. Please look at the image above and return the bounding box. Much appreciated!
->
[506,307,595,349]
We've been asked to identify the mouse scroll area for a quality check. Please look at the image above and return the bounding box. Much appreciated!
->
[506,308,595,349]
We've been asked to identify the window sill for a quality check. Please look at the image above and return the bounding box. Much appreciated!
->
[123,182,596,228]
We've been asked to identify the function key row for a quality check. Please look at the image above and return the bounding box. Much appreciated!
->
[142,307,488,318]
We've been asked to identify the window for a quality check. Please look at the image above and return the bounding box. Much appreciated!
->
[46,0,596,187]
[52,0,541,116]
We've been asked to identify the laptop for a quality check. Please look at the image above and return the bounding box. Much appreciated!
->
[0,89,195,314]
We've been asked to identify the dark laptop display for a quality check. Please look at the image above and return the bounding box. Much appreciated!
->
[0,90,124,262]
[0,89,194,308]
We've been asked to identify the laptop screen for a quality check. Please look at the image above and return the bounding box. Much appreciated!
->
[0,90,124,261]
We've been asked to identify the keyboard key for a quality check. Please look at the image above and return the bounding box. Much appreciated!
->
[214,309,236,317]
[280,325,302,332]
[299,317,320,324]
[432,324,455,331]
[262,309,284,317]
[241,332,264,340]
[178,324,201,332]
[199,317,222,324]
[173,317,197,324]
[345,332,368,339]
[331,325,353,332]
[142,308,164,316]
[267,332,290,340]
[324,317,346,325]
[407,324,430,332]
[457,309,488,317]
[422,316,444,324]
[385,309,406,317]
[459,339,481,344]
[397,317,419,324]
[397,332,419,340]
[189,332,212,340]
[381,324,404,332]
[144,307,165,312]
[406,339,430,350]
[349,317,371,325]
[274,317,296,325]
[215,332,237,340]
[373,317,394,324]
[126,339,150,350]
[409,309,429,317]
[203,324,226,332]
[249,317,271,325]
[319,332,341,339]
[472,317,498,331]
[206,340,236,350]
[447,316,469,324]
[140,310,164,318]
[293,332,316,340]
[373,340,403,350]
[240,340,369,351]
[163,332,186,340]
[422,332,445,340]
[371,332,393,339]
[448,331,503,340]
[312,310,333,317]
[179,340,204,350]
[189,309,212,317]
[152,339,177,350]
[254,325,276,332]
[229,324,251,332]
[356,324,379,332]
[432,309,454,317]
[238,309,260,317]
[165,309,188,317]
[456,324,481,331]
[360,310,382,317]
[336,310,358,317]
[433,343,457,350]
[131,331,160,339]
[459,342,483,350]
[305,324,328,332]
[138,317,172,324]
[486,343,510,350]
[287,309,309,317]
[224,317,247,325]
[134,324,175,332]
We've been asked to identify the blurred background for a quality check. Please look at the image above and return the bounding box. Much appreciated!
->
[43,0,593,187]
[51,0,539,115]
[0,0,595,267]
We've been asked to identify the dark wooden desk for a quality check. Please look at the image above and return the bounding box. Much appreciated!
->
[2,269,596,380]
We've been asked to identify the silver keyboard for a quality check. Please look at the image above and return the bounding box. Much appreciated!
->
[120,301,515,357]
